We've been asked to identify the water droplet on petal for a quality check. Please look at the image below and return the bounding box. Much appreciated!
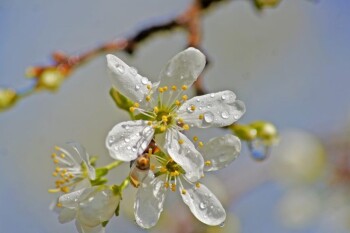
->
[180,75,184,80]
[199,202,207,210]
[248,140,270,161]
[114,63,125,74]
[210,93,215,98]
[130,67,137,76]
[127,146,131,150]
[141,77,148,85]
[204,112,214,123]
[187,106,194,113]
[196,98,200,102]
[132,147,137,152]
[124,137,130,143]
[108,136,115,144]
[221,95,226,100]
[221,111,229,119]
[135,85,140,90]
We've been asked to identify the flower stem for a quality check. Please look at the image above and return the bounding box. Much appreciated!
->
[120,177,130,191]
[105,160,123,170]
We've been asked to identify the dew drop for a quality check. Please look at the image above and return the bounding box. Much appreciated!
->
[221,111,229,119]
[221,95,226,100]
[248,140,270,161]
[135,85,140,90]
[108,136,115,144]
[113,145,119,151]
[141,77,148,85]
[180,75,184,80]
[196,98,200,102]
[187,106,194,113]
[124,137,130,143]
[199,202,207,210]
[114,63,125,74]
[199,107,202,110]
[132,147,137,152]
[204,112,214,123]
[127,146,131,150]
[210,93,215,98]
[130,67,137,76]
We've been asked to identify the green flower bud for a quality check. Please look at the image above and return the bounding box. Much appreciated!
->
[230,124,257,141]
[0,88,17,111]
[250,121,278,144]
[109,88,134,112]
[38,68,65,91]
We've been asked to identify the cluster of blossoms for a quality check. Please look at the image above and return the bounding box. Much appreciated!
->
[49,48,246,233]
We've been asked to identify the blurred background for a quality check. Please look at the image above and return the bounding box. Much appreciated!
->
[1,0,350,232]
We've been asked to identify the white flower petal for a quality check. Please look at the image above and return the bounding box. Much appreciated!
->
[67,142,96,180]
[75,221,105,233]
[155,129,204,182]
[180,183,226,226]
[106,54,151,104]
[59,188,94,209]
[134,173,166,229]
[77,188,120,227]
[156,47,206,104]
[200,135,241,172]
[58,207,76,223]
[106,120,154,161]
[177,91,245,128]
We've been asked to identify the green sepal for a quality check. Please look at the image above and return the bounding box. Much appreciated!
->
[109,88,134,112]
[229,124,257,141]
[114,203,120,217]
[102,221,109,227]
[90,177,108,186]
[111,185,122,199]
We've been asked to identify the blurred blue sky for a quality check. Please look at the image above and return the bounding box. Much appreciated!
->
[1,0,350,233]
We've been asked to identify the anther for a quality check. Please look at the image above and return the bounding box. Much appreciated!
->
[178,118,184,124]
[61,187,70,193]
[153,106,159,113]
[51,153,57,158]
[195,183,201,188]
[52,172,58,177]
[60,153,65,158]
[205,160,212,166]
[193,136,198,141]
[146,84,151,90]
[190,105,196,111]
[163,86,168,91]
[146,95,151,102]
[171,85,177,91]
[175,100,181,106]
[178,139,184,145]
[182,95,188,101]
[160,125,166,132]
[147,121,153,126]
[198,141,204,147]
[158,87,164,93]
[53,158,59,164]
[181,189,187,195]
[54,146,60,151]
[129,107,135,113]
[134,103,140,108]
[181,85,188,91]
[56,202,62,208]
[182,124,190,131]
[162,115,168,122]
[198,114,204,120]
[171,183,176,192]
[164,182,169,188]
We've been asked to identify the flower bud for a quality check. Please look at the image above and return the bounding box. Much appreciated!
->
[109,88,134,112]
[229,124,257,141]
[0,88,17,110]
[38,68,65,91]
[250,121,278,145]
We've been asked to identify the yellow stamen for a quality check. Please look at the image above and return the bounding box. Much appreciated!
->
[158,87,164,93]
[162,115,168,122]
[178,118,184,124]
[48,189,59,193]
[56,202,62,207]
[198,114,204,120]
[182,124,190,130]
[55,167,61,172]
[60,153,65,158]
[171,183,176,192]
[153,106,159,113]
[175,100,181,106]
[195,182,201,188]
[190,105,196,111]
[160,125,166,132]
[163,86,168,91]
[182,95,188,101]
[147,84,151,90]
[164,182,169,188]
[52,172,58,177]
[198,141,204,147]
[160,167,167,173]
[171,85,177,91]
[205,160,212,166]
[171,171,179,176]
[147,121,153,126]
[193,136,198,141]
[182,189,187,195]
[134,102,140,108]
[146,95,151,102]
[53,159,59,164]
[60,187,70,193]
[54,145,60,151]
[148,148,153,154]
[181,85,188,91]
[129,107,135,113]
[178,139,184,145]
[51,153,57,158]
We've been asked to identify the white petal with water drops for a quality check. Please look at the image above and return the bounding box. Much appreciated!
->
[155,129,204,182]
[106,54,151,105]
[180,183,226,226]
[77,188,120,227]
[177,90,245,128]
[134,172,166,229]
[59,188,94,209]
[156,47,206,104]
[75,220,105,233]
[200,135,241,172]
[106,120,154,161]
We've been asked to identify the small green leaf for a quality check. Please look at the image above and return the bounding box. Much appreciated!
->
[95,168,109,178]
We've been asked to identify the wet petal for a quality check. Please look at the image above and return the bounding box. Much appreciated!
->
[199,135,241,172]
[75,221,105,233]
[177,91,245,128]
[157,48,206,104]
[134,173,166,229]
[59,188,94,209]
[67,142,96,180]
[180,183,226,226]
[58,207,76,223]
[155,129,204,182]
[106,54,152,105]
[106,120,154,161]
[77,188,120,227]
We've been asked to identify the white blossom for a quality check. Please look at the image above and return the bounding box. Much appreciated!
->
[105,48,245,183]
